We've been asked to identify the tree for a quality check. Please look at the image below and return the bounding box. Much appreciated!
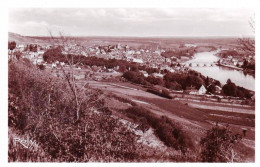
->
[122,71,137,81]
[118,65,126,72]
[29,44,38,52]
[222,81,237,97]
[47,31,103,121]
[130,65,139,72]
[146,76,164,85]
[185,75,205,89]
[13,51,22,60]
[8,41,16,50]
[242,59,248,68]
[200,125,242,162]
[237,38,255,56]
[207,84,216,94]
[214,80,221,87]
[43,47,63,63]
[164,81,182,90]
[237,18,255,59]
[37,64,46,70]
[226,78,232,84]
[205,76,209,87]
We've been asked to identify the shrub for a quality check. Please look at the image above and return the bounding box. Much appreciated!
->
[122,71,150,86]
[165,81,182,90]
[147,87,172,99]
[200,125,242,162]
[37,64,46,70]
[124,106,193,153]
[222,79,252,99]
[146,76,164,85]
[8,41,16,50]
[8,60,143,162]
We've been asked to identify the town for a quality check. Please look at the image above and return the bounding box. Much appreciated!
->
[8,34,255,163]
[8,33,255,101]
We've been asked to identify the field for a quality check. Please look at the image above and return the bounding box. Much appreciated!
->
[79,79,255,161]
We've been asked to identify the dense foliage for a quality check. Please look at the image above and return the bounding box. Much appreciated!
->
[147,87,172,99]
[122,71,151,87]
[200,125,242,162]
[8,41,16,50]
[43,47,138,72]
[222,79,252,99]
[8,60,145,162]
[241,59,255,71]
[124,106,193,153]
[163,71,206,90]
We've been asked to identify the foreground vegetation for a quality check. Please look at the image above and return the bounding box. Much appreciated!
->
[8,59,247,162]
[8,59,145,162]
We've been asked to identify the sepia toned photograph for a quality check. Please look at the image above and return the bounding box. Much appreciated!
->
[7,4,255,163]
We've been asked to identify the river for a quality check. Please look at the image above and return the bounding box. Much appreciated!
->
[185,51,255,91]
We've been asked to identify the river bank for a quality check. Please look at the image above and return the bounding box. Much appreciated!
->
[186,51,255,91]
[217,63,243,70]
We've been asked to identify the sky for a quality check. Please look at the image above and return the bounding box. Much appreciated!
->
[8,8,255,37]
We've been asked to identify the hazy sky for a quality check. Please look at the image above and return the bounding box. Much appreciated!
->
[8,8,254,37]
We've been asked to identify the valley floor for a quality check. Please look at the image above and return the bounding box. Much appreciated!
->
[81,79,255,162]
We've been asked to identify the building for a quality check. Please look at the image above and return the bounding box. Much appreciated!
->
[152,73,163,78]
[132,58,143,64]
[140,70,148,77]
[198,85,207,95]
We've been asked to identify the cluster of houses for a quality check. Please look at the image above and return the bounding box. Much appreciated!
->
[8,41,204,89]
[59,43,192,76]
[11,40,194,75]
[217,49,255,67]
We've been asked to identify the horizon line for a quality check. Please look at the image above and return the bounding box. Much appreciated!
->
[9,32,255,39]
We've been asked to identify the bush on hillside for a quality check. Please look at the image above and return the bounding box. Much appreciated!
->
[8,60,144,162]
[200,125,242,162]
[222,79,252,99]
[147,87,172,99]
[124,106,194,153]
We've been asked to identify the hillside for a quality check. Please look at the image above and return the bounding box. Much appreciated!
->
[8,32,50,45]
[8,59,200,162]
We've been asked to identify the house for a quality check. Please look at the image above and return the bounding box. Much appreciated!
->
[51,63,57,68]
[132,58,143,64]
[198,85,207,95]
[152,73,163,78]
[37,50,45,56]
[140,70,148,77]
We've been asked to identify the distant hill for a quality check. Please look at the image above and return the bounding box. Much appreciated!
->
[8,32,52,45]
[8,32,27,44]
[8,32,240,49]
